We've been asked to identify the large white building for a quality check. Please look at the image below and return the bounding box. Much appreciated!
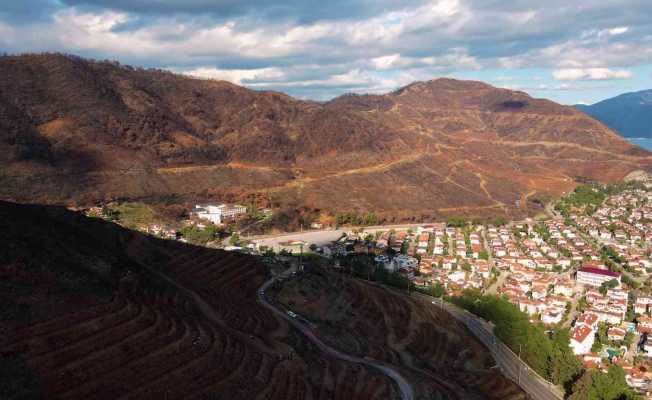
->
[193,204,247,225]
[576,266,621,287]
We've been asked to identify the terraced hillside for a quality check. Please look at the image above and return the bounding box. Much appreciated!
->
[270,267,526,400]
[0,202,398,399]
[2,54,651,221]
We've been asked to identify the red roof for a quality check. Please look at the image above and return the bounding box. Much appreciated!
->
[578,267,620,278]
[571,324,594,343]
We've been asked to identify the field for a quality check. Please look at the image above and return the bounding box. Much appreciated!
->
[270,266,527,400]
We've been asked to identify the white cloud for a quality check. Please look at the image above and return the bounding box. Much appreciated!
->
[607,26,629,36]
[552,68,632,81]
[2,1,652,100]
[371,54,402,69]
[182,67,285,84]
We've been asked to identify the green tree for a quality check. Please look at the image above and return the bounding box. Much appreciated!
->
[569,365,638,400]
[180,225,218,244]
[101,205,120,221]
[547,330,582,387]
[599,279,619,295]
[446,216,467,228]
[430,282,445,298]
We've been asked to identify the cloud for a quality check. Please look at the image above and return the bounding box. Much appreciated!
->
[182,66,285,84]
[59,0,427,24]
[607,26,629,36]
[552,68,633,81]
[1,1,652,99]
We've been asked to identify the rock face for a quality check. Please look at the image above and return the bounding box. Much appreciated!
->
[1,53,650,218]
[576,89,652,138]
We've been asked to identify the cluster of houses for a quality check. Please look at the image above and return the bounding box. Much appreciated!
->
[355,185,652,395]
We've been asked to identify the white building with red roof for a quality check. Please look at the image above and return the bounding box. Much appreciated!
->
[576,266,621,287]
[570,324,595,355]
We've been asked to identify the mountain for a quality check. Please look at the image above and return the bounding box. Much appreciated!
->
[0,201,523,399]
[576,89,652,138]
[1,53,650,220]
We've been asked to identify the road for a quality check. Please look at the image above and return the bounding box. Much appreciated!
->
[414,293,563,400]
[257,277,415,400]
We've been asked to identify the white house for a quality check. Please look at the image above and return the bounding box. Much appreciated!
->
[570,324,595,355]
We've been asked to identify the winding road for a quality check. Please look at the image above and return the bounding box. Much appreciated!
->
[412,292,564,400]
[257,277,415,400]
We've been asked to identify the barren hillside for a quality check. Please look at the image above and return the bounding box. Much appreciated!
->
[1,53,650,219]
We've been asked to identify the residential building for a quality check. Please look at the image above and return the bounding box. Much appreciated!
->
[576,266,621,287]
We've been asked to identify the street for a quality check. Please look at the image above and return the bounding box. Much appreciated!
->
[415,292,564,400]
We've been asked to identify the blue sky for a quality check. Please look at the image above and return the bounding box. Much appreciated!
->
[1,0,651,104]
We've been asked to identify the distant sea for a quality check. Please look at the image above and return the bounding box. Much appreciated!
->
[627,137,652,151]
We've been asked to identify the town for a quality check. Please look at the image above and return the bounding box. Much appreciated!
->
[81,179,652,397]
[311,181,652,397]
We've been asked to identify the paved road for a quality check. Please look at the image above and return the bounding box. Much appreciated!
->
[258,277,415,400]
[415,293,563,400]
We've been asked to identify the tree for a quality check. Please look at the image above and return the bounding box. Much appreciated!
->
[599,279,619,295]
[101,206,120,221]
[446,217,467,228]
[569,365,638,400]
[180,225,218,244]
[229,233,240,246]
[400,240,409,255]
[430,282,445,298]
[548,329,582,390]
[591,323,606,352]
[624,331,635,348]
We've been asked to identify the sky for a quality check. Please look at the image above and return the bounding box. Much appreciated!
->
[1,1,651,104]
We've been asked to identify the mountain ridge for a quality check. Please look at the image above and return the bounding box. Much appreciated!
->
[1,53,650,220]
[576,88,652,138]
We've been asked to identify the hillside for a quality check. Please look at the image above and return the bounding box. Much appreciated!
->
[1,53,650,220]
[0,201,523,399]
[576,89,652,138]
[270,266,526,400]
[0,201,400,399]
